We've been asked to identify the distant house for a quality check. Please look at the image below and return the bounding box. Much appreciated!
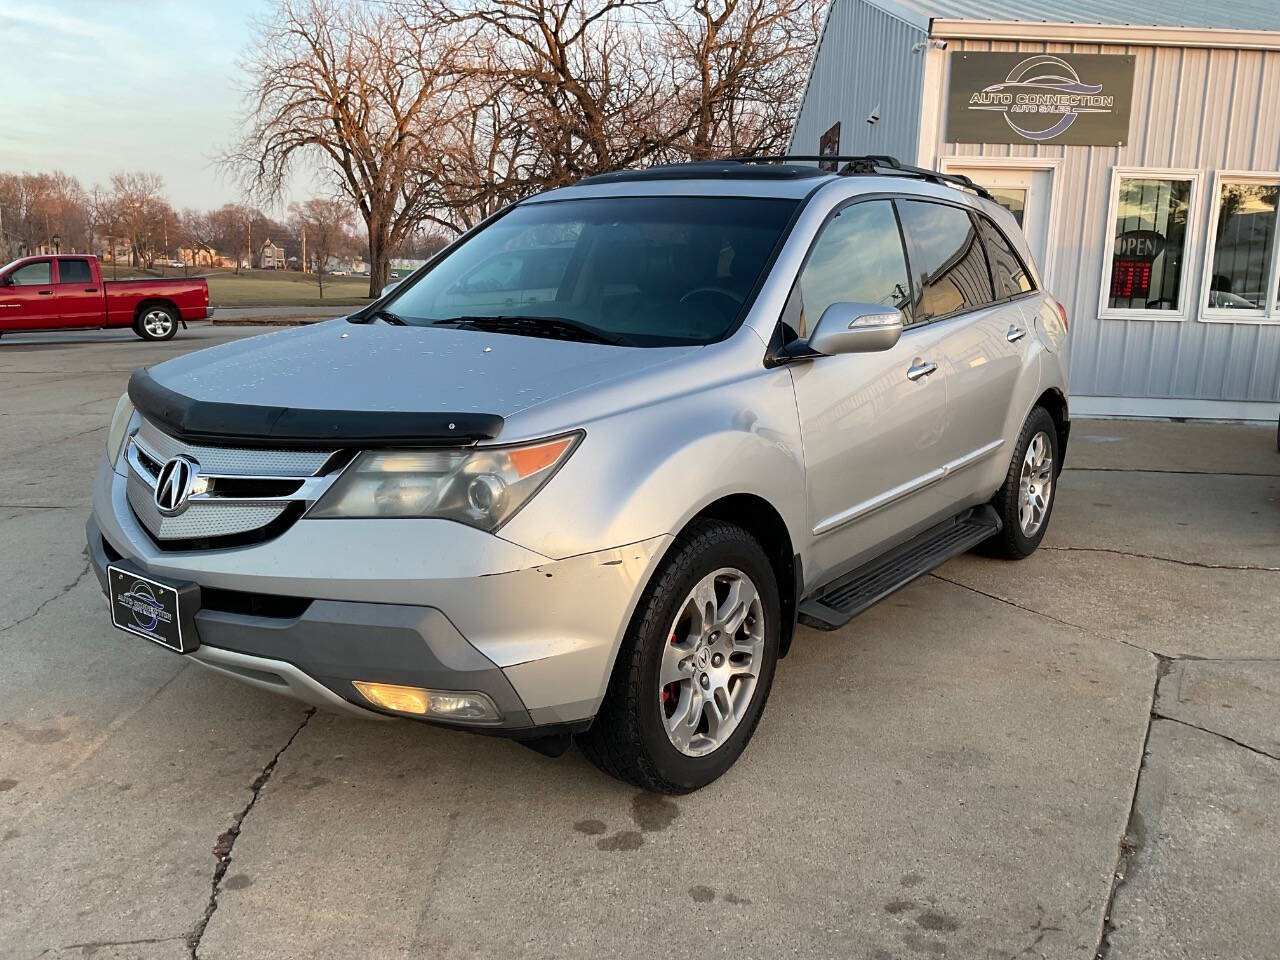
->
[389,258,427,280]
[320,253,370,276]
[258,239,286,270]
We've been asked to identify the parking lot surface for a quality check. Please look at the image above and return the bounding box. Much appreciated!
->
[1,325,1276,959]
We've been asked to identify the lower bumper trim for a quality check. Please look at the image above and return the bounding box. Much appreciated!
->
[189,644,386,720]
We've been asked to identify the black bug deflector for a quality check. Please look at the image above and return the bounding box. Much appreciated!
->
[127,368,505,448]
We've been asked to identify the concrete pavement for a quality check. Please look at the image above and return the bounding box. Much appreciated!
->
[0,326,1276,959]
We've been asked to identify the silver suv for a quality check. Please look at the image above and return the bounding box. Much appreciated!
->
[89,158,1070,793]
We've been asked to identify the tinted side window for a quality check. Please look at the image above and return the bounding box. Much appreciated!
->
[974,215,1034,299]
[10,261,52,286]
[895,200,994,322]
[785,200,911,336]
[58,259,94,285]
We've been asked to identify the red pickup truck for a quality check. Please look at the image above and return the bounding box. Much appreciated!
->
[0,254,210,341]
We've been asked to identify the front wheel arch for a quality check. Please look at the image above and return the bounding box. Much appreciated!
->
[684,494,799,658]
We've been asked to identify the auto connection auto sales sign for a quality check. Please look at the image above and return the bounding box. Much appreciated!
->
[946,53,1135,146]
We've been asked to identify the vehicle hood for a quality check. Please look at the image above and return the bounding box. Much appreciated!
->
[144,319,694,431]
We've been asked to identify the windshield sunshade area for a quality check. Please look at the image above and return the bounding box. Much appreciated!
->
[383,196,799,346]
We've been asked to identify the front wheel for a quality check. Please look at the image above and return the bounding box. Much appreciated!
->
[577,520,780,793]
[134,306,178,341]
[984,406,1060,559]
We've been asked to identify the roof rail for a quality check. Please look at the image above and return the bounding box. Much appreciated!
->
[728,154,994,201]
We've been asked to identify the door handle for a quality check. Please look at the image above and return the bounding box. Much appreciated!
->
[906,360,938,382]
[38,290,54,296]
[1007,326,1027,343]
[84,288,99,293]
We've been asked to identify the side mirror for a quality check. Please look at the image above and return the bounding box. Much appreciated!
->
[380,281,400,297]
[807,302,903,355]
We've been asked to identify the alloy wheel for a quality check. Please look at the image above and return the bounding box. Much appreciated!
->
[143,310,173,338]
[659,567,765,757]
[1018,430,1054,536]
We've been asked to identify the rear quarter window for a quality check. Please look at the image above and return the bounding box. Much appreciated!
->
[895,199,994,322]
[974,215,1035,300]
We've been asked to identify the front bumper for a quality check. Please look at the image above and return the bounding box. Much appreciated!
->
[89,454,669,731]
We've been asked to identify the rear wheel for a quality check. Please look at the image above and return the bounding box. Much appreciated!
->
[985,406,1059,559]
[134,305,178,341]
[577,519,780,793]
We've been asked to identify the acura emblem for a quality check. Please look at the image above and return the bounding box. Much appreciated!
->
[154,456,199,516]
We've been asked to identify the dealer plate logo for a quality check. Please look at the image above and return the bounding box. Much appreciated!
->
[118,580,173,634]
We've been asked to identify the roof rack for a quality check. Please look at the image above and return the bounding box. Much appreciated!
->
[728,154,994,201]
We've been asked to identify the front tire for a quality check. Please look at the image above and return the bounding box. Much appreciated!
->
[134,305,178,341]
[985,406,1059,559]
[577,519,781,793]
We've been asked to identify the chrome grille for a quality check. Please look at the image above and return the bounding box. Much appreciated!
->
[125,419,339,545]
[135,419,332,476]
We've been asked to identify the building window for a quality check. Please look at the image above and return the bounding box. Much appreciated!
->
[1103,174,1195,316]
[1202,174,1280,321]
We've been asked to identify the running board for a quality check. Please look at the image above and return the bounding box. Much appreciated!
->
[798,506,1002,631]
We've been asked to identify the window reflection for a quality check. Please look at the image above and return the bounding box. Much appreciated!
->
[896,200,994,322]
[1108,178,1190,311]
[1208,182,1278,311]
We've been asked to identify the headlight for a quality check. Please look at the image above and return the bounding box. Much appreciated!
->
[105,394,136,465]
[307,433,581,531]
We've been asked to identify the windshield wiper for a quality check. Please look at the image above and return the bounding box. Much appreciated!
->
[431,315,628,346]
[365,308,406,325]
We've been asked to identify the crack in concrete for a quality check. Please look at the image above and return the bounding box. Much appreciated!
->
[187,708,315,959]
[1093,655,1169,959]
[1041,544,1280,573]
[0,561,91,635]
[928,572,1154,656]
[1151,714,1280,764]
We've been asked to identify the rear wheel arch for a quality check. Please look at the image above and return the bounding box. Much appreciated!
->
[133,298,179,325]
[133,300,180,341]
[1033,387,1069,473]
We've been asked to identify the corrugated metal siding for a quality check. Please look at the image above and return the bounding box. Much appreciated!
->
[869,0,1280,31]
[790,0,927,162]
[932,39,1280,404]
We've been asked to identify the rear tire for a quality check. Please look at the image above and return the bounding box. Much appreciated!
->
[984,406,1059,559]
[577,519,781,793]
[134,305,178,341]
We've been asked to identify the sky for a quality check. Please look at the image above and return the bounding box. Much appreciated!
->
[0,0,319,212]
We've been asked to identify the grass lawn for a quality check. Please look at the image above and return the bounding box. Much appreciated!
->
[96,264,374,307]
[204,269,373,307]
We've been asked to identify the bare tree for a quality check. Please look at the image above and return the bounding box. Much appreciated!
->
[208,203,258,273]
[223,0,461,295]
[0,171,92,256]
[108,172,169,267]
[289,197,352,298]
[661,0,823,159]
[421,0,669,209]
[179,209,219,271]
[416,0,821,226]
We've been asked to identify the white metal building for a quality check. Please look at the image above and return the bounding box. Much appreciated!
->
[790,1,1280,419]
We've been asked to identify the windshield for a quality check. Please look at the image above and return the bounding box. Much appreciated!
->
[383,196,798,346]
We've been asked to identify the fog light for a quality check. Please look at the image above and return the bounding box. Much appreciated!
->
[352,681,501,722]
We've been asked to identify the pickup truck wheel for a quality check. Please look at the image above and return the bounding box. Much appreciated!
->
[984,406,1059,559]
[135,306,178,341]
[577,519,780,793]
